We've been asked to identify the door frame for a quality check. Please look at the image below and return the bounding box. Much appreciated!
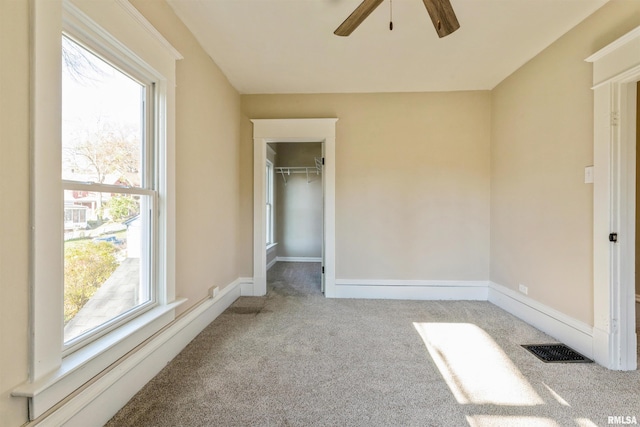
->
[587,26,640,370]
[251,118,337,297]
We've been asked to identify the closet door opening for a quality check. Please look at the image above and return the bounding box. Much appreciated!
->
[251,118,337,298]
[267,142,325,294]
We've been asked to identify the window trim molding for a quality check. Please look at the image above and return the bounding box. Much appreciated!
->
[17,0,181,419]
[12,299,185,419]
[265,159,275,246]
[112,0,183,61]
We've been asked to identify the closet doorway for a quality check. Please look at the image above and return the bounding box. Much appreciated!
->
[252,119,337,298]
[267,142,324,291]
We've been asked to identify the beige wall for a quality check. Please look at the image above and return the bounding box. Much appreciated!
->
[241,92,492,280]
[130,0,242,315]
[0,0,30,424]
[274,143,323,258]
[490,0,640,325]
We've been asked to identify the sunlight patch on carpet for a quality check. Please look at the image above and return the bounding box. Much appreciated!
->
[541,383,570,407]
[414,322,543,406]
[573,418,599,427]
[466,415,561,427]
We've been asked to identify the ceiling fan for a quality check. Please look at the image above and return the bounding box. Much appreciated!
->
[334,0,460,38]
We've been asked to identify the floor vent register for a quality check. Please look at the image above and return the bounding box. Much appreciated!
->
[522,344,593,363]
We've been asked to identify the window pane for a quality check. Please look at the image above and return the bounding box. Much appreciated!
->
[266,165,271,203]
[62,36,144,188]
[266,163,274,245]
[62,35,154,345]
[63,189,151,344]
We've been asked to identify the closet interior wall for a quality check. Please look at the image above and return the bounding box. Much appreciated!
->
[270,142,323,260]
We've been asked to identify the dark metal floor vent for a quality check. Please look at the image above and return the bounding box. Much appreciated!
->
[522,344,593,363]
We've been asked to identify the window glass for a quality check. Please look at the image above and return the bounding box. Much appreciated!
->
[266,161,274,245]
[62,36,153,345]
[62,36,143,187]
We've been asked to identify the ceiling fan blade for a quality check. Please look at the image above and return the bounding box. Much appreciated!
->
[422,0,460,38]
[334,0,385,37]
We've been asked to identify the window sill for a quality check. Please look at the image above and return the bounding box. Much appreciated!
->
[13,298,186,420]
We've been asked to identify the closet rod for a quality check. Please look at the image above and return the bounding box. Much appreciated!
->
[275,157,323,185]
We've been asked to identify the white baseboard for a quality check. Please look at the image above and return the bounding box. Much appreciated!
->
[266,244,278,271]
[38,278,244,427]
[333,279,489,300]
[266,257,278,271]
[239,277,256,296]
[592,326,613,368]
[488,281,593,358]
[276,257,322,263]
[35,274,605,426]
[334,280,594,359]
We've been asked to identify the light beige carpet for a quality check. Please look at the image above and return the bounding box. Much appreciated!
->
[107,263,640,426]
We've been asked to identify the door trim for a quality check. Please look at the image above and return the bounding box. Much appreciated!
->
[587,26,640,370]
[251,119,337,297]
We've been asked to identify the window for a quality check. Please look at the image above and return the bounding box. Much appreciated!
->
[64,205,88,229]
[266,160,275,246]
[61,35,155,346]
[15,0,181,420]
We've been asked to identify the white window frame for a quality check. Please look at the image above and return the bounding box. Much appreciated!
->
[266,159,275,246]
[60,32,159,352]
[13,0,183,420]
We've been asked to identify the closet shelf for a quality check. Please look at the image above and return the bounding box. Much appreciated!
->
[275,157,322,184]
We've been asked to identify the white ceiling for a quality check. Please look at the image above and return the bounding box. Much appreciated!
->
[166,0,608,94]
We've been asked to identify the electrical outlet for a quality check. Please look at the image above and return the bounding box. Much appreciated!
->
[209,286,219,298]
[584,166,594,184]
[518,284,528,295]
